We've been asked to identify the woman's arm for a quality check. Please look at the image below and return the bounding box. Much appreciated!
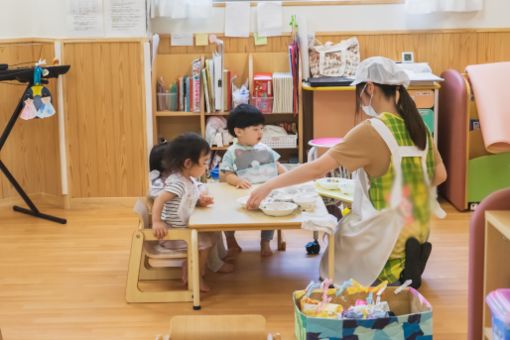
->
[432,161,447,186]
[246,154,338,209]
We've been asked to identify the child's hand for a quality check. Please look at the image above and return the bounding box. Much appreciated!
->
[236,179,251,189]
[152,220,168,239]
[198,194,214,207]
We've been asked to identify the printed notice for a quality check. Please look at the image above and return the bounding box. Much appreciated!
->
[105,0,146,36]
[67,0,104,35]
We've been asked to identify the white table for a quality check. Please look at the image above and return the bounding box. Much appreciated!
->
[188,183,335,309]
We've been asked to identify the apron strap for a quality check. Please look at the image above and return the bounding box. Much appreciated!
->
[369,118,431,208]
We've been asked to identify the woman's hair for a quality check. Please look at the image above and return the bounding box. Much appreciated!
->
[163,133,211,173]
[149,139,169,172]
[356,82,427,150]
[227,103,265,137]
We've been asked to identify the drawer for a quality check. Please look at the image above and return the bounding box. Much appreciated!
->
[409,90,435,109]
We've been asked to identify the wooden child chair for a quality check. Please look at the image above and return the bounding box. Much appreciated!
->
[125,198,199,306]
[159,315,281,340]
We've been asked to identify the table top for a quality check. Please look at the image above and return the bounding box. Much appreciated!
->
[189,183,328,230]
[485,211,510,240]
[302,82,441,92]
[314,181,353,203]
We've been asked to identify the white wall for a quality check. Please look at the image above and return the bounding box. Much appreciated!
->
[151,0,509,35]
[0,0,147,39]
[1,0,508,40]
[0,0,34,38]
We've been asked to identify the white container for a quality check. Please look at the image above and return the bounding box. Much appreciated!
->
[293,193,318,211]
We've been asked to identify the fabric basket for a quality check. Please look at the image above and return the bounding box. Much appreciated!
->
[309,37,360,78]
[261,134,297,149]
[294,286,433,340]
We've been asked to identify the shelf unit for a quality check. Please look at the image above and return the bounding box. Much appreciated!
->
[152,38,303,163]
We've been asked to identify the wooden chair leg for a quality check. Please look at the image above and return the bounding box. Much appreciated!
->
[277,230,286,251]
[191,229,201,310]
[125,230,145,302]
[126,230,193,303]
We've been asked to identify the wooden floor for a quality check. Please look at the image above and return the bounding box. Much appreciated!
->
[0,199,469,339]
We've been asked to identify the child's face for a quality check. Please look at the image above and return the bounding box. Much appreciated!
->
[188,152,210,178]
[235,124,263,146]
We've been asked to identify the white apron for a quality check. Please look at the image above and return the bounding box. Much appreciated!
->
[320,118,443,285]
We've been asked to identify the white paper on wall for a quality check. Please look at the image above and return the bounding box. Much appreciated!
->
[257,2,283,37]
[104,0,146,36]
[67,0,104,35]
[224,2,250,38]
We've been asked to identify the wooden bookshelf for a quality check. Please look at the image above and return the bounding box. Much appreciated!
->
[156,111,201,117]
[152,41,303,162]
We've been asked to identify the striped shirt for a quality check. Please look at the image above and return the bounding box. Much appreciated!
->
[160,173,199,228]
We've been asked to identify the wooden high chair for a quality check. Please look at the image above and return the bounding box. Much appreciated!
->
[125,198,200,308]
[159,315,281,340]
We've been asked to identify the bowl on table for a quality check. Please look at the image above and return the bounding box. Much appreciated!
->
[260,201,298,217]
[292,193,318,211]
[237,196,270,209]
[270,190,294,202]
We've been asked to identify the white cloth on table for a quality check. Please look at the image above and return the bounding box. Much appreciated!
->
[301,213,338,235]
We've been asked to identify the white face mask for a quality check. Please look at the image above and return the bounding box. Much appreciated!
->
[360,84,378,117]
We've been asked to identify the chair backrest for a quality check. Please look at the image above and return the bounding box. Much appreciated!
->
[468,188,510,340]
[133,198,150,229]
[438,69,469,211]
[466,62,510,154]
[168,315,270,340]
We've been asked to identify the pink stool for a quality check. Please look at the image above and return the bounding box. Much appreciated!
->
[307,137,343,162]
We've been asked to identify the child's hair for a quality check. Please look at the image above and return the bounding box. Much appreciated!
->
[149,139,169,172]
[227,103,265,137]
[355,83,427,150]
[163,133,211,173]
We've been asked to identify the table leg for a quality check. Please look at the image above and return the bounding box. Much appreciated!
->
[327,233,335,281]
[277,230,286,251]
[191,229,201,310]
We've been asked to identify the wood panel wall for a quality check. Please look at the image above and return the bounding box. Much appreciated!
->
[2,29,509,200]
[62,41,147,198]
[0,41,61,199]
[158,29,510,74]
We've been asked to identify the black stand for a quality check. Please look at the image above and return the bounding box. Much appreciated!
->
[0,65,70,224]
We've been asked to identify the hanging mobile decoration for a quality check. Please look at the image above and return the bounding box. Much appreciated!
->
[19,60,56,120]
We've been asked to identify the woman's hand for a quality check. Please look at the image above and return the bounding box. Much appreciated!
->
[246,183,272,210]
[198,194,214,207]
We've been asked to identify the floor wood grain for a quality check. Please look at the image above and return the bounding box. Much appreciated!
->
[0,200,469,339]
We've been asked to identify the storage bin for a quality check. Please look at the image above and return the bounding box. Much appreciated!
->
[294,286,433,340]
[409,90,435,109]
[487,289,510,340]
[156,92,177,111]
[251,97,273,114]
[261,134,297,149]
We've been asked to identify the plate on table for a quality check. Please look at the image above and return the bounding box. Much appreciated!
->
[338,179,354,195]
[316,177,342,190]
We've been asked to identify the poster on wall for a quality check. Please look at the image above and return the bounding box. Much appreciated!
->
[104,0,146,36]
[66,0,104,35]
